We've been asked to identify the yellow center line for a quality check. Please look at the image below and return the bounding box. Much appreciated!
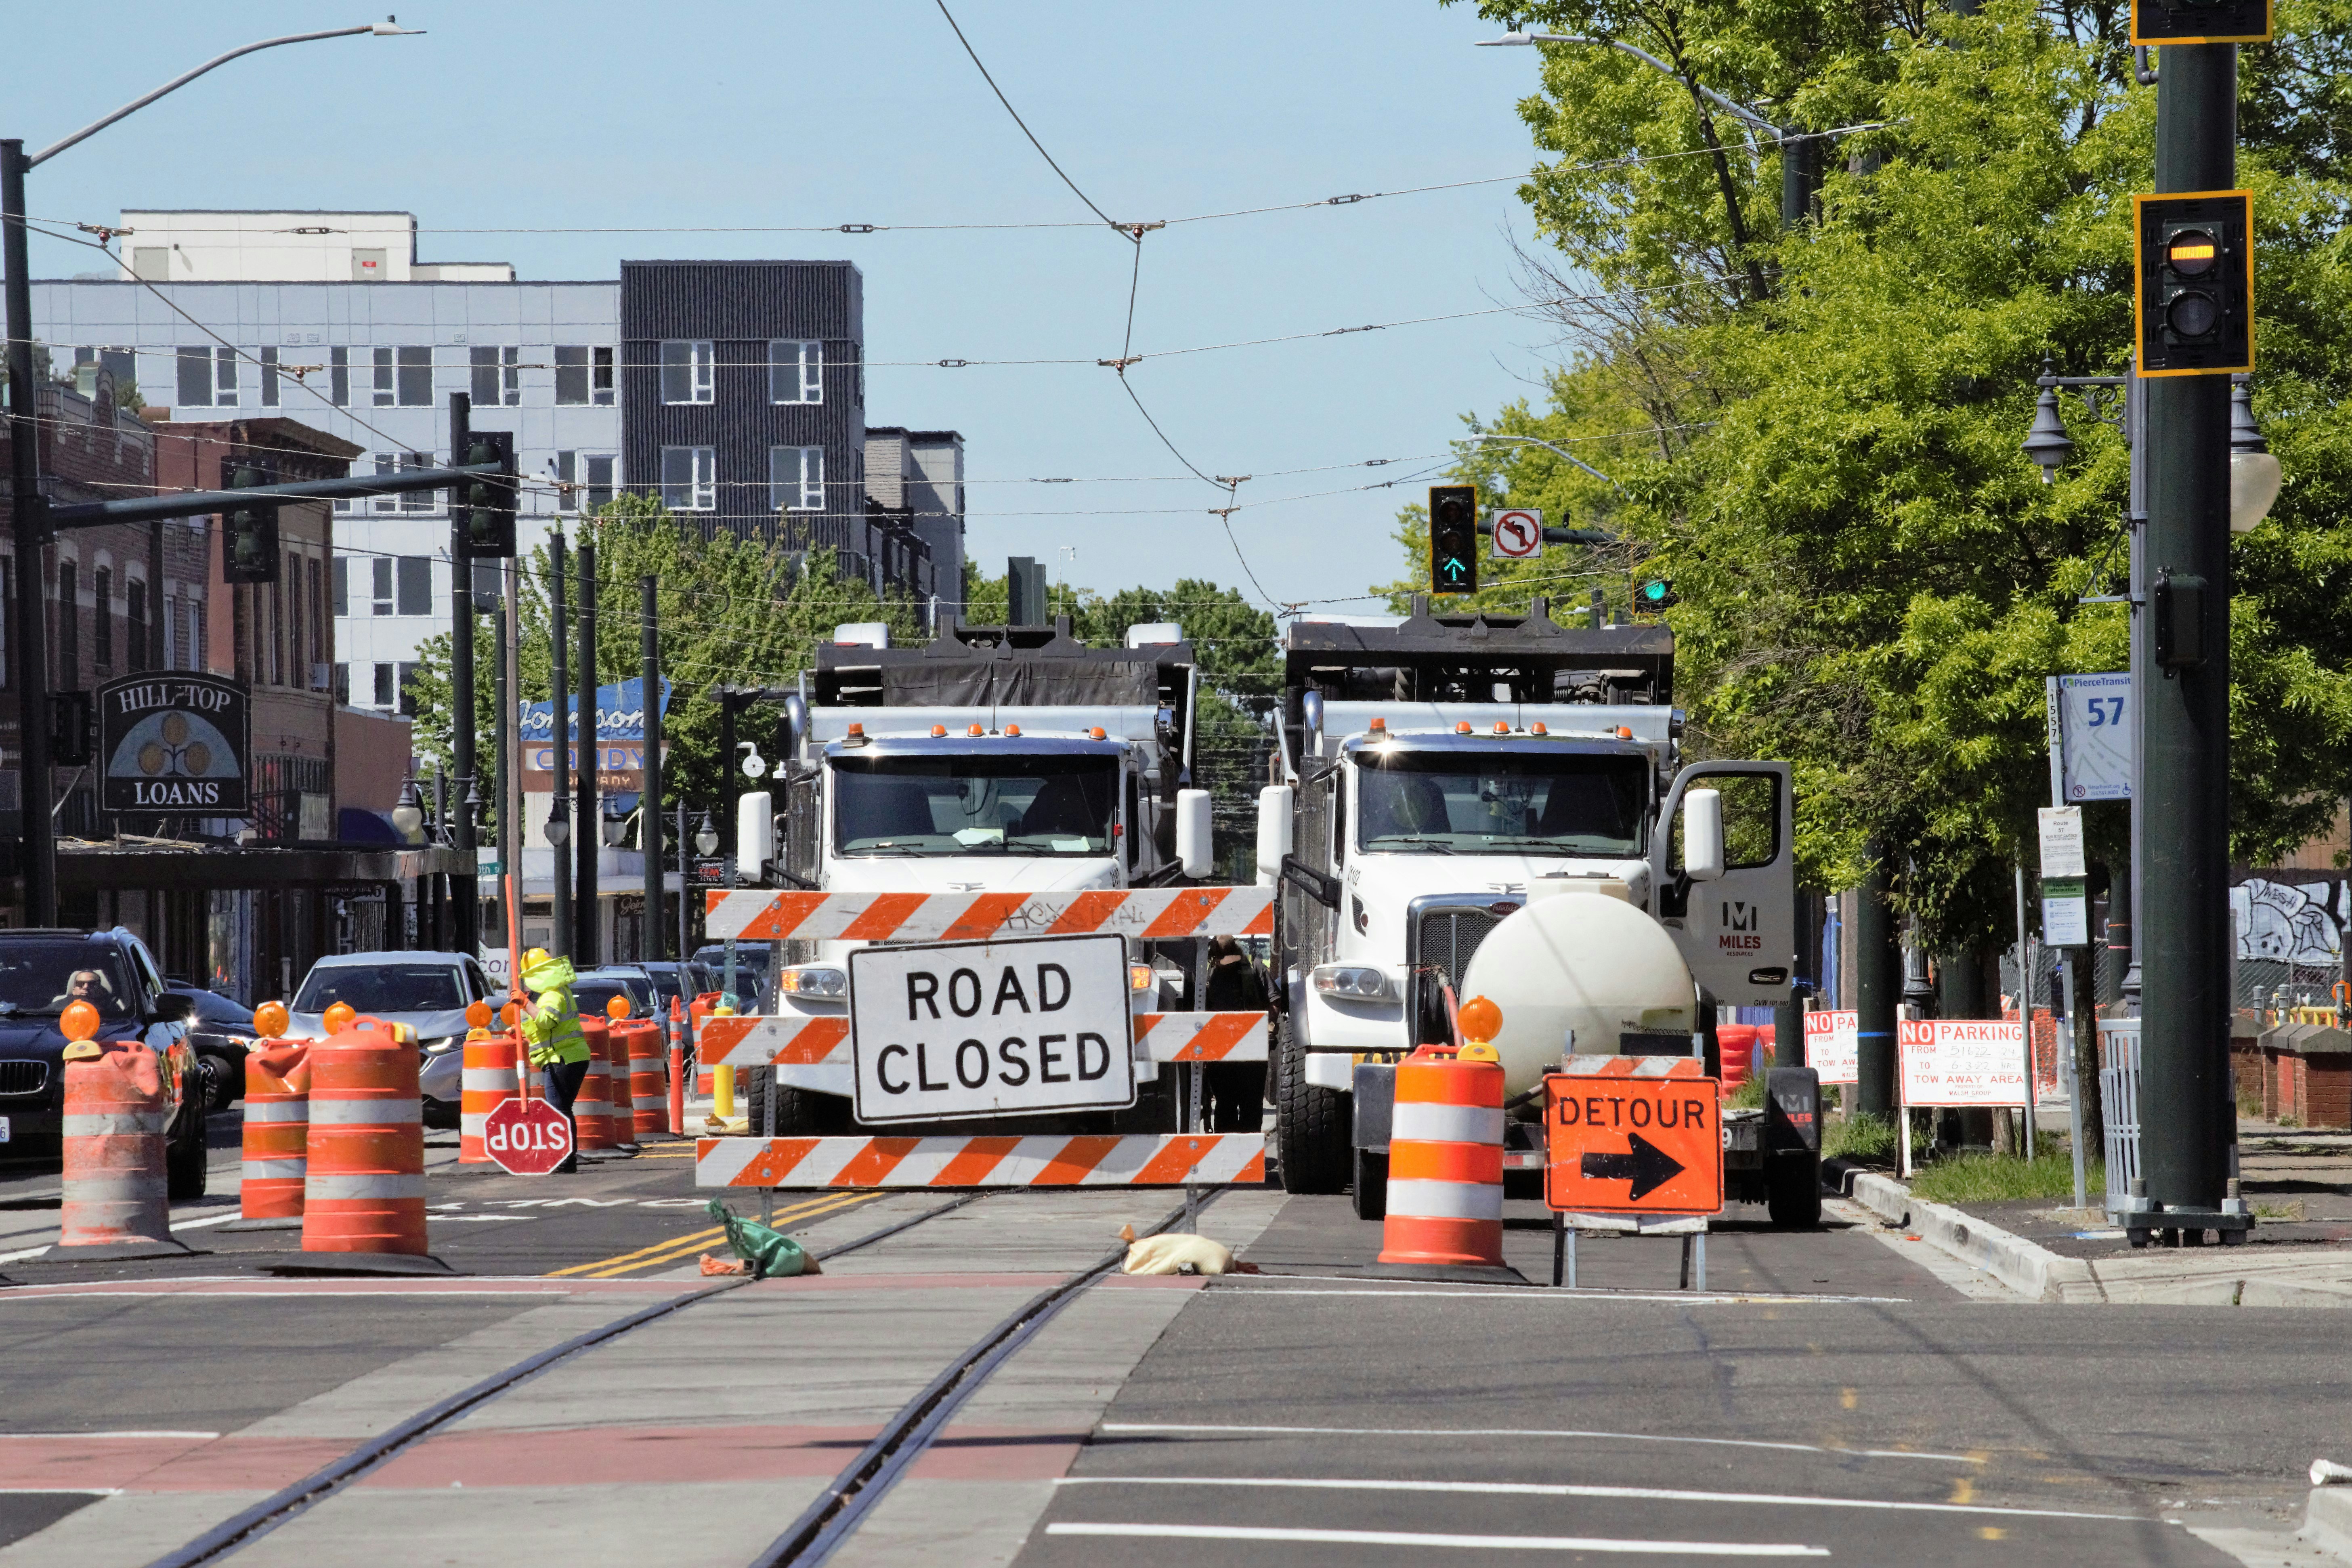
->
[574,1194,880,1279]
[546,1191,879,1280]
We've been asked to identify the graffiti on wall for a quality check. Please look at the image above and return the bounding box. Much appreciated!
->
[2231,877,2347,966]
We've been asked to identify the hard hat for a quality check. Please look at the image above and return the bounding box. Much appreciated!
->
[525,947,551,969]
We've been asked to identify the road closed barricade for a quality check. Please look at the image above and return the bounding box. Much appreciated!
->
[697,1131,1263,1189]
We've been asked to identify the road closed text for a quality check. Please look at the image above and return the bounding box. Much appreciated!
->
[847,933,1136,1123]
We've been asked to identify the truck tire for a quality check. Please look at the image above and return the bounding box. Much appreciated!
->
[1274,1019,1349,1194]
[166,1115,208,1202]
[746,1067,852,1136]
[1351,1147,1388,1222]
[1767,1149,1821,1230]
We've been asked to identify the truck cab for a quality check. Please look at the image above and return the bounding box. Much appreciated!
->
[1266,597,1813,1220]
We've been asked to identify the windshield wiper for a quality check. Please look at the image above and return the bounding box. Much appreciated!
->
[1500,838,1628,854]
[1366,835,1455,854]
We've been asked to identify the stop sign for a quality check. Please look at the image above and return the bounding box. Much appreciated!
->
[484,1097,574,1176]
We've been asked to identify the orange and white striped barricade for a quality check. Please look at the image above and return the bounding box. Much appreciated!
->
[701,885,1273,945]
[301,1022,432,1261]
[1544,1055,1717,1291]
[604,1024,638,1149]
[667,1000,688,1135]
[697,1010,1268,1072]
[239,1039,313,1223]
[1377,1045,1508,1276]
[575,1018,615,1152]
[58,1029,186,1257]
[697,1131,1264,1190]
[625,1022,667,1139]
[459,1033,520,1164]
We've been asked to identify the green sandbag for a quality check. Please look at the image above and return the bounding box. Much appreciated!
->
[707,1198,814,1279]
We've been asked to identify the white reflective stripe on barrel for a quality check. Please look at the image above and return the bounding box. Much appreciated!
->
[1383,1178,1504,1222]
[242,1100,308,1123]
[307,1097,424,1126]
[61,1112,167,1137]
[304,1173,428,1201]
[1390,1103,1505,1145]
[241,1159,307,1180]
[462,1068,516,1090]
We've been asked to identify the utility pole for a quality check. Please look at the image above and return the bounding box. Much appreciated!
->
[1853,847,1899,1119]
[492,601,511,968]
[2137,43,2239,1224]
[549,531,572,959]
[641,574,663,961]
[3,141,56,926]
[575,539,598,965]
[447,393,479,955]
[504,554,522,974]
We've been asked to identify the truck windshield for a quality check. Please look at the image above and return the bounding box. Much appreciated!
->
[1354,749,1649,856]
[0,940,140,1020]
[833,754,1117,856]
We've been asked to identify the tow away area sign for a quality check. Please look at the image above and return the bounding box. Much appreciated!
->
[1543,1070,1722,1215]
[848,933,1136,1124]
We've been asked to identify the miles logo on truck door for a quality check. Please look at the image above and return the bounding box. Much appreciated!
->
[846,933,1137,1124]
[1718,900,1761,952]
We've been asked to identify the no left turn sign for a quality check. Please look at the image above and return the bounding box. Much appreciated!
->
[1491,509,1542,560]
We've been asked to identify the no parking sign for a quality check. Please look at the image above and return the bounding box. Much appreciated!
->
[1490,508,1542,560]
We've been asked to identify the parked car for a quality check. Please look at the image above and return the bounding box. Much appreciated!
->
[634,960,719,1016]
[0,928,206,1195]
[690,944,769,1003]
[577,968,658,1020]
[288,951,496,1131]
[166,980,260,1112]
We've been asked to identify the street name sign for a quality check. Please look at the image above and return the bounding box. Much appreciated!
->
[846,933,1136,1124]
[1898,1019,2029,1108]
[1802,1009,1859,1084]
[1542,1072,1722,1215]
[485,1096,574,1176]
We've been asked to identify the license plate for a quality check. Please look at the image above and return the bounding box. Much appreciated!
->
[0,1116,10,1143]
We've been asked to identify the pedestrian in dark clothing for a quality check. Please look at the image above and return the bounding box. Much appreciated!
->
[1202,934,1271,1132]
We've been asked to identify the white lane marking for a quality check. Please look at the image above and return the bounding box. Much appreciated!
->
[168,1212,245,1232]
[1044,1522,1827,1555]
[1055,1475,2138,1522]
[0,1289,579,1301]
[0,1432,219,1440]
[0,1488,123,1496]
[1099,1423,1981,1465]
[0,1245,50,1265]
[1215,1280,1911,1305]
[426,1214,533,1223]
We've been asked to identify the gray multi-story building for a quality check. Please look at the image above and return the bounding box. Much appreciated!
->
[30,212,963,719]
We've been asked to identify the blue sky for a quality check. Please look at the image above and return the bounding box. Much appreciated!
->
[13,2,1562,613]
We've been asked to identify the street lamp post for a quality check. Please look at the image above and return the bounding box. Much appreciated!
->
[4,22,418,926]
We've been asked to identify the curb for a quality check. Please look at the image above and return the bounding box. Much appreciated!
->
[1823,1159,2091,1300]
[2308,1488,2352,1560]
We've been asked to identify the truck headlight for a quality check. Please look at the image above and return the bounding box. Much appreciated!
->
[778,966,848,999]
[1311,965,1394,1002]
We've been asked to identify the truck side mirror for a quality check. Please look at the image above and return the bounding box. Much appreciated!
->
[1683,787,1725,883]
[737,790,775,884]
[1175,789,1213,880]
[1255,785,1295,887]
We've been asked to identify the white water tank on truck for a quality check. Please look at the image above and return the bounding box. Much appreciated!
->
[1459,887,1699,1099]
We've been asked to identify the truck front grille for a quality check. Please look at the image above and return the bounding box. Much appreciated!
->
[1413,908,1503,991]
[0,1060,48,1097]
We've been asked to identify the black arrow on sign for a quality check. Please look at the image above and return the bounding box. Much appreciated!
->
[1580,1131,1687,1201]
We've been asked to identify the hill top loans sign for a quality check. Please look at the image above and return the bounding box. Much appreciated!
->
[97,673,250,813]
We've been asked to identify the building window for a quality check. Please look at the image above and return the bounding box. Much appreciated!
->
[309,557,325,670]
[334,663,350,705]
[770,446,824,512]
[371,557,394,616]
[127,579,147,671]
[555,346,590,406]
[659,340,714,405]
[92,567,113,670]
[584,455,615,514]
[397,661,420,717]
[396,556,432,615]
[373,348,396,407]
[178,346,238,406]
[373,661,395,707]
[661,447,715,511]
[216,349,239,405]
[330,346,349,407]
[593,346,615,405]
[769,340,822,405]
[332,557,348,616]
[0,555,9,689]
[471,346,521,407]
[57,561,78,686]
[372,453,398,513]
[554,451,576,509]
[131,247,168,281]
[399,451,434,513]
[260,347,280,407]
[399,346,432,407]
[270,569,285,687]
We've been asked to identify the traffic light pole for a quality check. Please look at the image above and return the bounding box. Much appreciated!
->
[2,141,56,926]
[1853,843,1899,1120]
[448,394,479,956]
[550,531,572,961]
[2136,42,2241,1227]
[575,540,598,966]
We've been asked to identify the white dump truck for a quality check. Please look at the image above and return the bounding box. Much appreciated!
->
[730,616,1237,1136]
[1263,595,1822,1226]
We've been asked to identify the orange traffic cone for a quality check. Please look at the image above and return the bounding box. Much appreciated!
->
[1378,996,1509,1277]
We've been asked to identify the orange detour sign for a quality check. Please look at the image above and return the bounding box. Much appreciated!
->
[1544,1061,1722,1215]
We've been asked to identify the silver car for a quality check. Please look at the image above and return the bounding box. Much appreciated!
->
[287,951,497,1129]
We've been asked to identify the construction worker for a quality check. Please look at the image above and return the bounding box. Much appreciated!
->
[1202,934,1271,1132]
[518,947,590,1174]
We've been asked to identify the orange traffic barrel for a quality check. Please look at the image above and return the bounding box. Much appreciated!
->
[603,1024,636,1148]
[240,1039,313,1220]
[302,1022,427,1255]
[690,993,718,1096]
[459,1033,519,1164]
[58,1012,174,1251]
[1377,1045,1506,1270]
[576,1018,615,1150]
[625,1022,667,1139]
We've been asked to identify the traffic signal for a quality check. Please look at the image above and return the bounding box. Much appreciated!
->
[2131,0,2268,43]
[457,430,517,557]
[221,461,280,584]
[1636,578,1677,612]
[2134,191,2254,377]
[1429,485,1478,595]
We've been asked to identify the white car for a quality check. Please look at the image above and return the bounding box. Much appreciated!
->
[287,951,497,1128]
